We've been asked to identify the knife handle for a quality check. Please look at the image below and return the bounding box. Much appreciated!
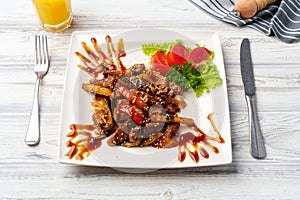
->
[245,95,266,159]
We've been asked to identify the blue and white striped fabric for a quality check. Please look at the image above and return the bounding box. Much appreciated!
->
[190,0,300,43]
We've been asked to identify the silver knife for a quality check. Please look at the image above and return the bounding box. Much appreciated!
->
[240,38,266,159]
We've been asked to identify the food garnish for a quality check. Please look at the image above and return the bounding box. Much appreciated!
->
[142,39,184,57]
[142,41,222,97]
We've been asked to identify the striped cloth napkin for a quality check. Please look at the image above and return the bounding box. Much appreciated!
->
[190,0,300,43]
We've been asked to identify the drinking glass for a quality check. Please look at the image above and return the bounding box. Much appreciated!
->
[32,0,72,32]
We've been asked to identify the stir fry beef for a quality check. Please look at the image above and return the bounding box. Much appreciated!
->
[81,63,184,148]
[91,95,116,138]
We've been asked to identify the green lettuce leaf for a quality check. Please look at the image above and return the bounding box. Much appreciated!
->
[141,39,183,57]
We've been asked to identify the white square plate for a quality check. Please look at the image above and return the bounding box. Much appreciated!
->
[59,28,232,169]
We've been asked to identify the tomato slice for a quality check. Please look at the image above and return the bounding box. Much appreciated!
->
[167,52,186,66]
[151,51,170,75]
[167,44,188,66]
[171,44,188,58]
[187,47,211,65]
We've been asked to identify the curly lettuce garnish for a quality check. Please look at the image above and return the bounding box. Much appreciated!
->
[142,39,183,57]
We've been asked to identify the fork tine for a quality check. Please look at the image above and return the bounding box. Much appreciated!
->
[35,35,40,66]
[41,35,45,65]
[35,35,49,67]
[43,35,49,66]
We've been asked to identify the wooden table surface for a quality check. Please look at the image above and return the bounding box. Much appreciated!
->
[1,0,300,199]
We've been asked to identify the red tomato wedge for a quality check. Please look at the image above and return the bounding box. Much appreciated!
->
[151,51,170,75]
[167,44,188,66]
[187,47,211,65]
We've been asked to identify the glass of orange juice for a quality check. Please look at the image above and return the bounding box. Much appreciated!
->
[32,0,73,32]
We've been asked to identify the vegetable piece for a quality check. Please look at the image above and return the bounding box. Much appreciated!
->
[170,44,188,58]
[166,44,188,66]
[151,51,170,75]
[167,51,186,67]
[166,63,193,91]
[193,59,223,97]
[187,47,211,66]
[166,59,222,97]
[234,0,277,19]
[142,39,183,57]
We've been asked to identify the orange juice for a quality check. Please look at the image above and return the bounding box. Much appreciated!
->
[32,0,72,32]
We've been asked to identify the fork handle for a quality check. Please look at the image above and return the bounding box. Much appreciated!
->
[25,77,41,146]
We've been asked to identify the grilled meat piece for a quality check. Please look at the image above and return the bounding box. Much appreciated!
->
[89,76,116,89]
[151,124,180,148]
[107,128,129,145]
[82,83,112,96]
[127,63,146,75]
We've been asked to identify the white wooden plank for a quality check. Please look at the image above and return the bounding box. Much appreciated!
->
[1,30,300,66]
[0,166,299,200]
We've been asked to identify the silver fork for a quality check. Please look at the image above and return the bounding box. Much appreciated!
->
[25,35,49,146]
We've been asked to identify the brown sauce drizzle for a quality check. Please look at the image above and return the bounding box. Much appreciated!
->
[65,112,225,163]
[75,36,126,78]
[65,124,101,160]
[178,113,225,163]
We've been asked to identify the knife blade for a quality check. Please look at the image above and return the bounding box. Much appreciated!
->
[240,38,266,159]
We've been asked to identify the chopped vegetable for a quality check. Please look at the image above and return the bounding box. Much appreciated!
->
[166,63,192,91]
[167,44,188,66]
[166,59,222,97]
[187,47,211,65]
[170,44,188,59]
[151,51,170,75]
